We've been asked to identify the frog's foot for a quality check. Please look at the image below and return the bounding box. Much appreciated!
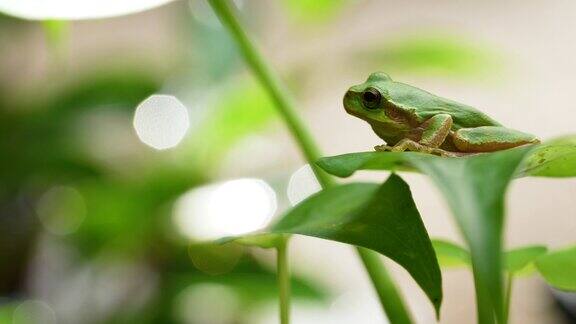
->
[388,139,459,157]
[374,144,393,152]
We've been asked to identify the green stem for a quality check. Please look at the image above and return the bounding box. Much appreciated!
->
[206,1,413,323]
[504,273,513,324]
[277,237,291,324]
[472,270,497,324]
[357,248,414,324]
[206,0,331,188]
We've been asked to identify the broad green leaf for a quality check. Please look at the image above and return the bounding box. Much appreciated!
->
[271,174,442,313]
[432,239,470,268]
[318,147,533,323]
[506,246,548,274]
[520,136,576,177]
[535,246,576,291]
[317,136,576,179]
[317,151,416,177]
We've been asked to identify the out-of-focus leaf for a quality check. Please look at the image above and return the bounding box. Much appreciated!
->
[110,249,329,323]
[433,241,547,276]
[185,273,327,304]
[188,79,277,164]
[318,147,532,323]
[432,239,470,268]
[520,135,576,177]
[0,68,161,188]
[506,246,547,275]
[0,0,176,20]
[356,34,500,78]
[0,302,17,323]
[282,0,349,23]
[270,174,443,313]
[188,243,244,275]
[219,233,287,249]
[535,246,576,291]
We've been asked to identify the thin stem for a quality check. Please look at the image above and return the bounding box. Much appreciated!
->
[472,275,497,324]
[206,1,413,323]
[504,273,513,324]
[357,248,414,324]
[206,0,332,188]
[277,237,291,324]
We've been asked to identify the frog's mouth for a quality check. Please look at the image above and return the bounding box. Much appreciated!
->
[343,90,362,115]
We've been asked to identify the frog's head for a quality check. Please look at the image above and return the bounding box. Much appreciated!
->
[343,72,395,124]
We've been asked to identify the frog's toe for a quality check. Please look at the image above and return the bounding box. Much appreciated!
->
[374,144,392,152]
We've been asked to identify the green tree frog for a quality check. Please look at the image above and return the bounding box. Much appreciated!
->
[343,72,539,157]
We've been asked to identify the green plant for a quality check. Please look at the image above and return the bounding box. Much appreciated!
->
[3,0,574,323]
[206,1,576,324]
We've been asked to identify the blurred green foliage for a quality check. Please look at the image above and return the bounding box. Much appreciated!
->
[282,0,350,23]
[356,34,501,78]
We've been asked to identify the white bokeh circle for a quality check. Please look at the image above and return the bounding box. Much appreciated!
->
[287,164,322,206]
[173,178,277,241]
[0,0,176,20]
[133,94,189,150]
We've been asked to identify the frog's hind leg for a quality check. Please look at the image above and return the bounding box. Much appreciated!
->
[453,126,539,153]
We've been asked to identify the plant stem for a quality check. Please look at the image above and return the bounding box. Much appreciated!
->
[277,237,291,324]
[504,273,513,324]
[206,0,332,188]
[357,248,414,324]
[472,270,497,324]
[206,1,413,323]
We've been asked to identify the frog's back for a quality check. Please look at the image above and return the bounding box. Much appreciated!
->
[386,81,501,129]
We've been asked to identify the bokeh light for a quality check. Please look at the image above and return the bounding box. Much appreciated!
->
[35,186,86,236]
[12,300,56,324]
[0,0,176,20]
[174,283,239,324]
[287,164,322,206]
[173,178,277,241]
[133,95,189,150]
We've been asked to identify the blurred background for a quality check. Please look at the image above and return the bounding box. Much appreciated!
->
[0,0,575,323]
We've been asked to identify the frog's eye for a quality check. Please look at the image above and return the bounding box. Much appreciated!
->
[362,87,382,110]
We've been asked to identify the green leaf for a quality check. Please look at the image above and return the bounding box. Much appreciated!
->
[432,239,471,268]
[535,246,576,291]
[318,147,533,323]
[188,80,277,165]
[283,0,349,23]
[520,135,576,177]
[218,233,287,249]
[432,240,547,276]
[271,174,442,313]
[506,246,548,274]
[356,34,501,78]
[317,151,416,177]
[317,136,576,179]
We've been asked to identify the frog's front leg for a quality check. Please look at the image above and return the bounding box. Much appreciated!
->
[376,114,457,157]
[387,139,458,157]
